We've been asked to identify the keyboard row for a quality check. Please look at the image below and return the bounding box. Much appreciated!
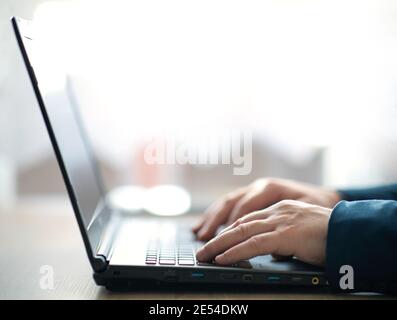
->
[145,244,196,266]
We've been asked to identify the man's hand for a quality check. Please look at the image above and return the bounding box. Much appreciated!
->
[196,200,331,266]
[192,178,340,240]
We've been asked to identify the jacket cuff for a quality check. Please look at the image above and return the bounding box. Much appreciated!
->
[338,184,397,201]
[326,200,397,293]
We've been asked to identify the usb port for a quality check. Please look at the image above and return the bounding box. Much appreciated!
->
[266,275,281,282]
[191,272,205,278]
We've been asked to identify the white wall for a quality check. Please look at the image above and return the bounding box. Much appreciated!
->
[1,0,397,191]
[0,0,58,168]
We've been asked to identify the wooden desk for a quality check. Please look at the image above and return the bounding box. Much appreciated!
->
[0,197,390,299]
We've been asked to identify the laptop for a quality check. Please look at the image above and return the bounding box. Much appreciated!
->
[12,16,326,290]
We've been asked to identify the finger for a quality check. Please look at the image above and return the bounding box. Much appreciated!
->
[196,204,231,240]
[214,232,279,265]
[196,220,276,261]
[192,200,225,235]
[192,195,228,233]
[225,182,283,226]
[220,208,272,236]
[197,188,248,240]
[225,191,264,226]
[192,214,207,233]
[236,200,288,225]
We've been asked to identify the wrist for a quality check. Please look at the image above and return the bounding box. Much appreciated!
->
[328,190,342,207]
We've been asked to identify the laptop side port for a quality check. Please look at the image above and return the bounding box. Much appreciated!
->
[266,275,281,283]
[311,276,320,285]
[191,272,205,279]
[242,274,253,282]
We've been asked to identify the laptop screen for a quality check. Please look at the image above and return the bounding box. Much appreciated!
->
[13,17,109,258]
[40,80,106,230]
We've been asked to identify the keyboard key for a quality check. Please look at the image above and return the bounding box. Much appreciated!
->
[178,260,195,266]
[159,259,176,265]
[145,230,198,266]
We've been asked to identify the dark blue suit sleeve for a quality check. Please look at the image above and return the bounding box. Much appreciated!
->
[326,200,397,293]
[338,184,397,201]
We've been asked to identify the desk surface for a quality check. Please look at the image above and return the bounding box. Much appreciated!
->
[0,197,391,300]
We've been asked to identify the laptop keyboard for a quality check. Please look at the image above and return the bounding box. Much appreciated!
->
[145,243,196,266]
[144,228,199,266]
[142,226,251,268]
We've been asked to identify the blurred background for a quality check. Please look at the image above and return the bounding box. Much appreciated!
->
[1,0,397,214]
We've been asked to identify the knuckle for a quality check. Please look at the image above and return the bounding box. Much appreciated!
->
[228,220,240,231]
[265,178,280,190]
[248,235,262,252]
[252,178,276,192]
[278,224,294,235]
[235,223,249,238]
[234,217,244,226]
[287,205,306,222]
[277,199,296,209]
[293,209,305,220]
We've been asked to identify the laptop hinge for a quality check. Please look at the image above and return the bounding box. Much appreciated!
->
[96,212,121,263]
[92,255,107,272]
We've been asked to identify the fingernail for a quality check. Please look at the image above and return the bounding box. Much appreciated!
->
[215,254,226,264]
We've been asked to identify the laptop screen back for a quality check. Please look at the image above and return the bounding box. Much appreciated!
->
[13,17,109,259]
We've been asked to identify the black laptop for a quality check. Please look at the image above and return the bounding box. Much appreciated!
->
[12,16,326,290]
